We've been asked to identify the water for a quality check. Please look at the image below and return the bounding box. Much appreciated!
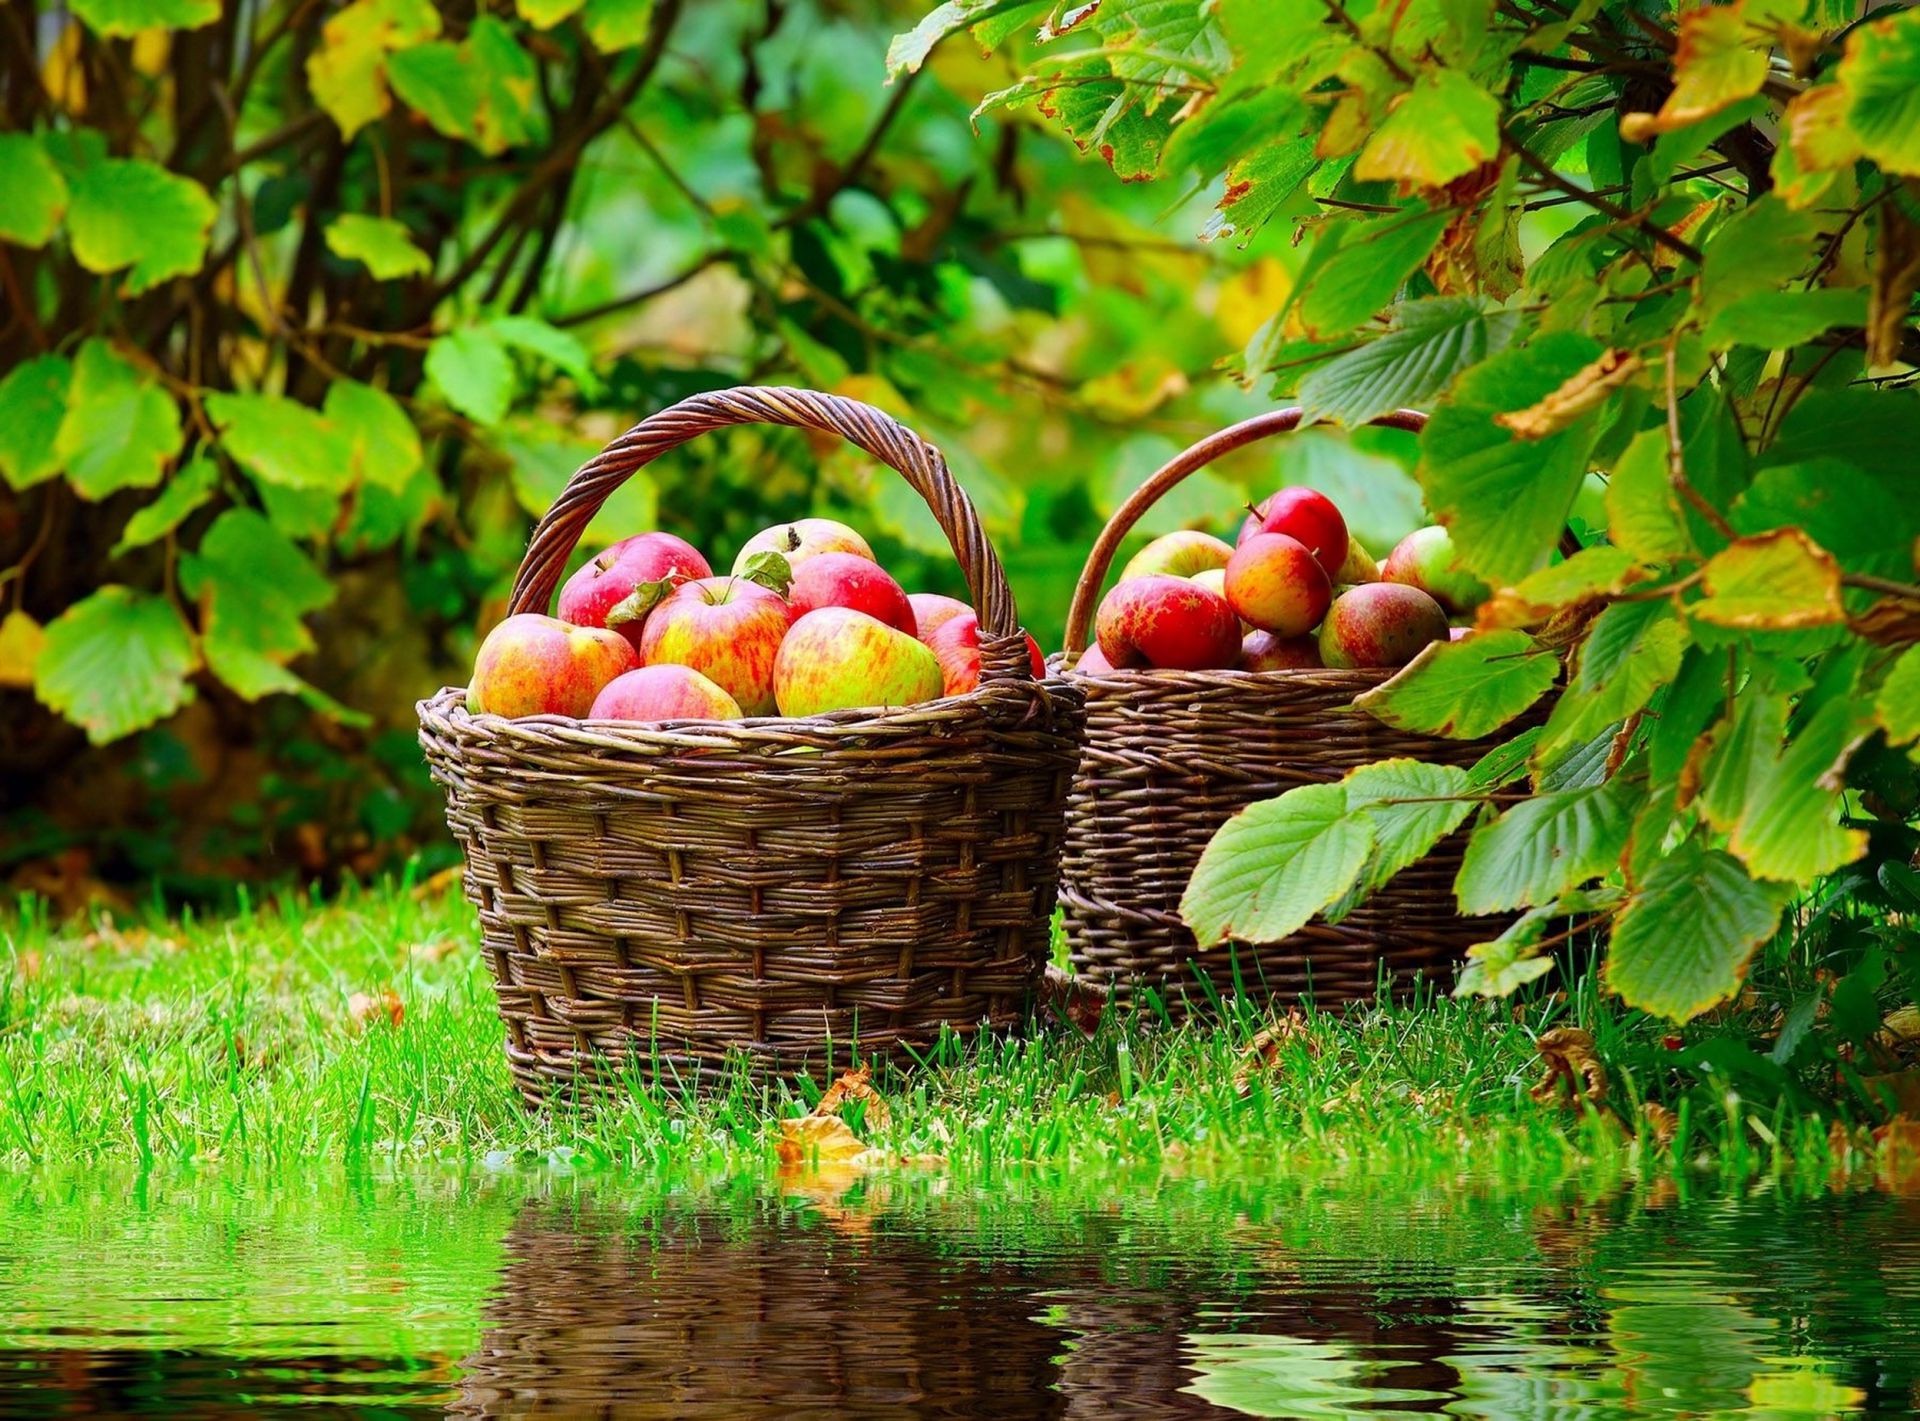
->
[2,1166,1917,1417]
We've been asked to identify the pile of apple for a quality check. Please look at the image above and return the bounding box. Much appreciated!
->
[1083,487,1487,673]
[465,519,1043,723]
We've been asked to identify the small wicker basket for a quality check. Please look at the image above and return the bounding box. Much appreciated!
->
[419,387,1085,1099]
[1055,407,1536,1014]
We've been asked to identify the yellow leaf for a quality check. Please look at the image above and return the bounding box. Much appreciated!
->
[0,609,45,688]
[1787,83,1865,174]
[1695,528,1846,629]
[776,1114,867,1168]
[307,0,442,139]
[1626,3,1769,136]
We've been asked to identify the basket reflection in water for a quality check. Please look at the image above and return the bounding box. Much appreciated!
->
[419,389,1085,1099]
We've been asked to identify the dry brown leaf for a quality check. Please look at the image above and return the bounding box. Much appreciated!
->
[1495,350,1644,440]
[1874,1115,1920,1195]
[347,989,404,1029]
[1530,1027,1609,1108]
[410,865,464,901]
[812,1065,891,1130]
[776,1113,867,1168]
[1234,1010,1317,1097]
[1639,1102,1679,1146]
[1849,594,1920,646]
[1869,198,1920,368]
[1039,963,1109,1037]
[1883,1005,1920,1045]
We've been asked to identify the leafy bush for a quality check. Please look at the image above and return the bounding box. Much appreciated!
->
[907,0,1920,1022]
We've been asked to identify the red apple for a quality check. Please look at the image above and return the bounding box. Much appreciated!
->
[1224,532,1333,637]
[557,532,712,647]
[908,592,973,645]
[1241,630,1322,671]
[1119,530,1234,583]
[773,608,944,716]
[466,613,636,718]
[925,611,1046,696]
[639,576,793,715]
[1382,525,1491,615]
[1095,574,1241,670]
[1071,643,1116,674]
[589,664,742,721]
[788,552,916,633]
[1238,487,1348,579]
[1318,583,1449,669]
[731,518,873,575]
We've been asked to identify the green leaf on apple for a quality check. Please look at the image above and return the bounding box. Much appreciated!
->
[736,550,795,597]
[605,577,676,628]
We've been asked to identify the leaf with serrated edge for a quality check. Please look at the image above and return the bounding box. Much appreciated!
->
[1606,428,1692,563]
[1354,69,1500,190]
[1330,759,1474,916]
[1456,779,1640,915]
[1536,599,1688,761]
[54,341,183,501]
[1880,648,1920,745]
[323,381,421,492]
[1478,545,1640,629]
[1355,629,1559,739]
[1694,529,1845,630]
[1840,9,1920,178]
[65,158,215,294]
[204,392,350,491]
[1605,841,1793,1021]
[33,586,198,744]
[1297,297,1517,429]
[1181,783,1373,946]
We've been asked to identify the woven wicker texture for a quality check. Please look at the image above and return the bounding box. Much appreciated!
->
[418,387,1085,1098]
[1056,408,1534,1013]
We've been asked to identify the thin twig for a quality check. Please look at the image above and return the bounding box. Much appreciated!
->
[1506,132,1706,264]
[1664,331,1737,541]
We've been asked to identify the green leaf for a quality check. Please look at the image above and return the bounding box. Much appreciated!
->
[1354,69,1501,190]
[1198,140,1316,248]
[1468,728,1542,791]
[1181,783,1374,946]
[322,381,422,493]
[0,354,73,491]
[1354,629,1559,739]
[0,133,68,247]
[1693,529,1845,630]
[1497,546,1640,615]
[1734,456,1918,576]
[180,509,336,702]
[1296,298,1518,429]
[323,214,432,279]
[1840,9,1920,177]
[65,158,216,295]
[69,0,217,35]
[204,392,350,491]
[113,457,220,556]
[887,1,1047,76]
[1698,687,1869,883]
[1605,840,1793,1022]
[488,316,603,396]
[1418,333,1607,585]
[53,340,183,501]
[1642,3,1769,131]
[307,0,443,139]
[1648,647,1725,787]
[1537,599,1689,759]
[1698,198,1828,326]
[426,328,516,425]
[34,586,198,745]
[1605,428,1691,563]
[1879,648,1920,745]
[388,16,539,156]
[1454,922,1560,998]
[1100,0,1233,111]
[579,0,657,49]
[500,423,657,544]
[1036,58,1174,181]
[1334,759,1476,910]
[1703,288,1870,349]
[1455,779,1639,915]
[1290,211,1451,339]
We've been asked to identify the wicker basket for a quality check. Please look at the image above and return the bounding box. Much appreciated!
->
[418,387,1085,1099]
[1056,407,1536,1014]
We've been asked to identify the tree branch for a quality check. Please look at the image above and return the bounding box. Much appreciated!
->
[1505,131,1706,265]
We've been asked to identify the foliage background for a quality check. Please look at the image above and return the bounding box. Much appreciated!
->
[2,0,1436,896]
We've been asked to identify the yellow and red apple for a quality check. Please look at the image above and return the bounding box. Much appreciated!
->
[639,576,794,715]
[589,664,742,721]
[1095,574,1240,670]
[773,607,944,715]
[467,613,637,717]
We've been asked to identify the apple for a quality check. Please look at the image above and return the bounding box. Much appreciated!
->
[1317,583,1449,669]
[1241,630,1322,671]
[1336,536,1380,584]
[1095,574,1241,670]
[467,613,636,718]
[788,552,916,633]
[908,592,972,645]
[731,518,874,575]
[1224,532,1333,637]
[1072,643,1116,674]
[557,533,711,647]
[774,608,944,716]
[1119,530,1234,583]
[638,576,793,715]
[1382,524,1491,615]
[925,611,1046,695]
[589,664,742,721]
[1238,487,1348,579]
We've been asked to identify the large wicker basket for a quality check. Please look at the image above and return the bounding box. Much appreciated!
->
[1056,407,1535,1014]
[419,387,1085,1099]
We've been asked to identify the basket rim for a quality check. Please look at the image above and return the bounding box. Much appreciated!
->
[1046,656,1399,693]
[417,676,1083,756]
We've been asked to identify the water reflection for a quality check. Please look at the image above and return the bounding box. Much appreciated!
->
[0,1168,1917,1417]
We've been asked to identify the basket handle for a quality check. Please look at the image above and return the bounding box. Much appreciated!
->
[1062,407,1428,657]
[508,386,1033,683]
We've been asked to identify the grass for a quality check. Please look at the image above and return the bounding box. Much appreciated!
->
[0,876,1849,1180]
